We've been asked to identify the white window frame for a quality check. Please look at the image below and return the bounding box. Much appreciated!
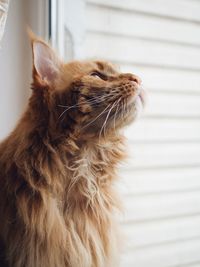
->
[50,0,86,61]
[27,0,50,41]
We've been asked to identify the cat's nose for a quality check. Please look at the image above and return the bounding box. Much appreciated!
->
[121,73,141,85]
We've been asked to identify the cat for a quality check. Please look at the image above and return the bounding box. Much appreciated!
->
[0,35,145,267]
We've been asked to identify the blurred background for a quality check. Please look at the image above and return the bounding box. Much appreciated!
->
[1,0,200,266]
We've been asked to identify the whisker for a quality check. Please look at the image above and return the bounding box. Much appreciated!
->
[81,102,113,131]
[58,104,78,119]
[123,100,126,119]
[58,96,110,120]
[58,95,110,109]
[106,100,120,133]
[113,98,121,135]
[99,99,119,140]
[121,98,128,120]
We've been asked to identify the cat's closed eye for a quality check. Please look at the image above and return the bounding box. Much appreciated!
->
[90,71,107,80]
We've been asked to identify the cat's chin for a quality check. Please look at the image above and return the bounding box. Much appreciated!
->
[123,89,145,124]
[131,87,146,108]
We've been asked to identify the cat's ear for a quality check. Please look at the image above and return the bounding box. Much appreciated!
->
[30,33,62,86]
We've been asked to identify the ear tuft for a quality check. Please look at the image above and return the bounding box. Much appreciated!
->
[33,41,60,83]
[29,30,62,86]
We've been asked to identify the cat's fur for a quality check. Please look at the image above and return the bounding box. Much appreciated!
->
[0,36,144,267]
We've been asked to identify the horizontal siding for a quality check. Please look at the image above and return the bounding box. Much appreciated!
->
[83,32,200,70]
[123,215,200,248]
[83,0,200,266]
[144,92,200,117]
[123,191,200,222]
[126,143,200,169]
[87,0,200,22]
[121,239,200,267]
[119,168,200,195]
[125,119,200,142]
[86,4,200,46]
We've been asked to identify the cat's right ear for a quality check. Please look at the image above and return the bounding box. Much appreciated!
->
[29,30,62,87]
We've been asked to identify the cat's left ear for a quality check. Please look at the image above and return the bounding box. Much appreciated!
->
[31,37,62,86]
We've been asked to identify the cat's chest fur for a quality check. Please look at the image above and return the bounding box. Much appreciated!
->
[0,136,124,267]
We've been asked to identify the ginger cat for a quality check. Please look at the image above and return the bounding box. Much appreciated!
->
[0,36,145,267]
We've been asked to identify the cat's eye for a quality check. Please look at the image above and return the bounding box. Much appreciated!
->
[90,71,107,80]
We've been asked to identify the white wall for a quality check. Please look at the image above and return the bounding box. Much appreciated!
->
[0,0,48,141]
[0,0,32,140]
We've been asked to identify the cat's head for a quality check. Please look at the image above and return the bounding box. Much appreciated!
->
[30,37,145,140]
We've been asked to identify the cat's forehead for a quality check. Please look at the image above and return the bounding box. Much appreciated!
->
[64,60,119,76]
[94,61,120,74]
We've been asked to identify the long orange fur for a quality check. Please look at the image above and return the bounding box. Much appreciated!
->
[0,36,143,267]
